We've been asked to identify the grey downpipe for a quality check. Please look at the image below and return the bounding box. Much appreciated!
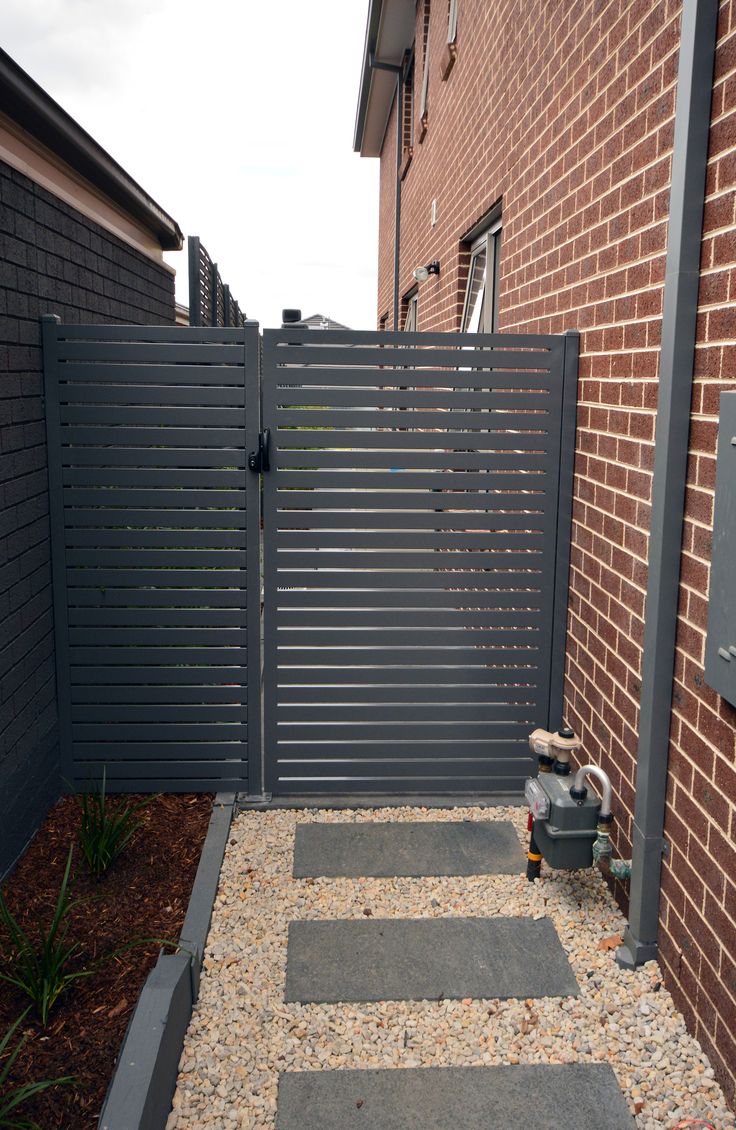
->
[369,53,403,329]
[616,0,719,970]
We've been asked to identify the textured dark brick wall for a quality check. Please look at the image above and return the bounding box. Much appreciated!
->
[0,159,175,877]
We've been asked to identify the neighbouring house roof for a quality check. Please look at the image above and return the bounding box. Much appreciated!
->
[0,47,183,251]
[302,313,352,331]
[353,0,416,157]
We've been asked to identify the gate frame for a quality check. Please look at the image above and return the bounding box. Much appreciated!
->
[42,315,262,794]
[258,325,580,799]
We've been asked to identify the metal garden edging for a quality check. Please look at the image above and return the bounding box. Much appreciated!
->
[98,793,235,1130]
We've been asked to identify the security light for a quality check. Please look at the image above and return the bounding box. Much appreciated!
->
[412,260,440,283]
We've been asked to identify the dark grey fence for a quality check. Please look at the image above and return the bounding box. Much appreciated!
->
[260,327,578,797]
[42,322,577,799]
[42,318,261,792]
[187,236,246,328]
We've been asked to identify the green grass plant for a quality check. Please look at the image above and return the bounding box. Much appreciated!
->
[0,1009,73,1129]
[78,769,150,879]
[0,846,93,1026]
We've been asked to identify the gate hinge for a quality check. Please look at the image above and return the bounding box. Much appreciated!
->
[248,428,270,473]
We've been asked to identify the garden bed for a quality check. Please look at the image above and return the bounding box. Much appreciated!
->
[0,791,213,1129]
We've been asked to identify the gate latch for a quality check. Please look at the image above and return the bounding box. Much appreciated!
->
[248,428,270,473]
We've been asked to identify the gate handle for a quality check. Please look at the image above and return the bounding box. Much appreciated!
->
[248,428,270,474]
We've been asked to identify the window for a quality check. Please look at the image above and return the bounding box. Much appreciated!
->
[460,211,502,332]
[418,0,431,141]
[448,0,458,43]
[441,0,458,80]
[403,289,419,331]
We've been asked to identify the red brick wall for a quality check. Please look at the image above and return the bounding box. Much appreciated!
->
[658,0,736,1098]
[372,0,736,1104]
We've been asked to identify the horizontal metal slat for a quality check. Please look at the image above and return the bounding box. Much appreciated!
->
[69,771,248,791]
[274,584,543,608]
[65,529,246,549]
[275,529,548,550]
[64,492,247,510]
[272,369,556,391]
[70,646,247,664]
[64,510,247,526]
[273,743,532,763]
[267,327,557,350]
[67,588,248,608]
[273,490,547,512]
[274,548,545,571]
[71,685,247,704]
[274,471,547,491]
[72,744,246,761]
[274,409,550,430]
[275,626,540,647]
[276,646,539,663]
[71,705,246,723]
[274,511,550,532]
[61,405,244,427]
[276,683,540,704]
[69,627,247,646]
[276,703,536,722]
[276,451,549,473]
[66,549,247,567]
[72,723,247,741]
[56,324,247,344]
[63,468,245,488]
[272,388,552,410]
[61,382,245,407]
[59,447,247,468]
[60,363,245,386]
[271,565,541,587]
[275,665,541,685]
[66,568,247,587]
[276,430,550,451]
[63,425,245,447]
[69,607,246,627]
[277,607,542,628]
[275,723,531,742]
[70,666,247,684]
[269,345,557,370]
[58,341,245,364]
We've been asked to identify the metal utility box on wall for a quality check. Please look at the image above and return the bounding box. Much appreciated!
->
[705,392,736,708]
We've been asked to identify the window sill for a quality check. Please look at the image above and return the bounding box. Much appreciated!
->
[400,146,413,180]
[418,114,428,144]
[440,42,457,81]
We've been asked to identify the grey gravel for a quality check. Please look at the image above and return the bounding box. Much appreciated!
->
[167,806,736,1130]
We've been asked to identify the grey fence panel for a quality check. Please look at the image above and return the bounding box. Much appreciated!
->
[43,320,261,793]
[261,327,578,797]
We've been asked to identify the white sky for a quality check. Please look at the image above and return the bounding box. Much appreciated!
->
[3,0,380,330]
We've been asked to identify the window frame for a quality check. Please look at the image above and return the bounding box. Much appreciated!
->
[403,288,419,332]
[460,212,502,334]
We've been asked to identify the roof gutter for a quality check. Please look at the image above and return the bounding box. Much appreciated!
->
[617,0,719,970]
[354,0,384,153]
[0,48,182,251]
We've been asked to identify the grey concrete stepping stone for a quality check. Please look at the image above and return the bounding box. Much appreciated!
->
[276,1064,637,1129]
[293,820,524,878]
[284,917,578,1003]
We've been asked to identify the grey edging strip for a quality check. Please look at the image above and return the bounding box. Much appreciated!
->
[98,792,235,1130]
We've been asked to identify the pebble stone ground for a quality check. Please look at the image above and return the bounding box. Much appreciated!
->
[167,805,736,1130]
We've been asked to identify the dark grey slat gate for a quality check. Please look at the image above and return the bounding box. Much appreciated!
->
[261,327,578,797]
[42,318,261,792]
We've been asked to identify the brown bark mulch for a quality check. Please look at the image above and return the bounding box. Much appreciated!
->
[0,791,214,1129]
